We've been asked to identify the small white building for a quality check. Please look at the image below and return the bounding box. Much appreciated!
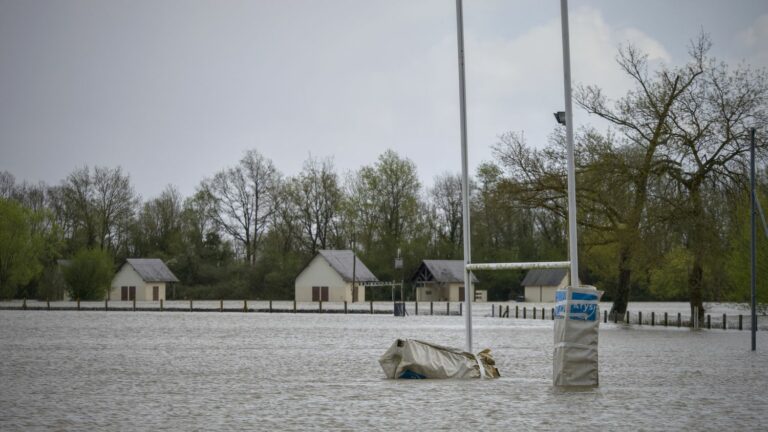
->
[295,250,378,302]
[521,268,569,302]
[109,258,179,301]
[411,260,479,302]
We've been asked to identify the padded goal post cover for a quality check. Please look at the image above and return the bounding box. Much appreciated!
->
[379,339,500,379]
[553,286,603,387]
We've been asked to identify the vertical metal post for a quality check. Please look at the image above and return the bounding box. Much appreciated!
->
[455,0,473,353]
[352,245,357,305]
[751,128,757,351]
[560,0,579,288]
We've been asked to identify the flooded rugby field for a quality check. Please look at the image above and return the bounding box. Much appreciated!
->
[1,305,767,430]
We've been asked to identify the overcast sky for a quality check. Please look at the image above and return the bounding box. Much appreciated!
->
[1,0,767,200]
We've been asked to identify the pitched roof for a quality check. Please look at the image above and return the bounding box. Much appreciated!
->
[413,260,479,283]
[126,258,179,283]
[317,250,378,282]
[521,268,568,287]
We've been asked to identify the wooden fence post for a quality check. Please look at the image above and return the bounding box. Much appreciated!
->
[707,314,711,329]
[219,299,223,312]
[506,305,510,318]
[415,302,419,315]
[542,307,545,320]
[638,311,642,326]
[515,305,519,318]
[651,312,655,326]
[551,307,554,320]
[739,314,743,331]
[722,313,727,330]
[604,310,607,323]
[344,301,348,314]
[430,301,433,315]
[626,311,630,324]
[664,312,668,327]
[677,312,681,327]
[243,299,247,312]
[294,300,297,313]
[533,308,537,319]
[371,301,374,314]
[492,305,495,318]
[319,301,323,312]
[459,303,463,316]
[523,307,527,319]
[159,299,163,312]
[270,300,273,313]
[446,302,450,315]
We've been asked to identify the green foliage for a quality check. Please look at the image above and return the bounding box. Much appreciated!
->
[0,198,43,298]
[648,247,693,300]
[725,194,768,304]
[63,248,114,300]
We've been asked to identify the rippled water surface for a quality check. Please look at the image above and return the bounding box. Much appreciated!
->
[2,309,767,430]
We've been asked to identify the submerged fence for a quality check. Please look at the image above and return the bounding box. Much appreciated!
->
[0,299,464,316]
[489,303,766,331]
[2,299,763,331]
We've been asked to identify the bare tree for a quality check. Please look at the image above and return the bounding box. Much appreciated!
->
[60,166,137,251]
[203,150,279,265]
[284,157,343,255]
[659,40,768,316]
[429,172,464,257]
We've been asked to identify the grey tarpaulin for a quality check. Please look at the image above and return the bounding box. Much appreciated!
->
[553,286,603,387]
[379,339,500,379]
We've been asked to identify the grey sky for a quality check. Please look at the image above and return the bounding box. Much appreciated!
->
[1,0,767,200]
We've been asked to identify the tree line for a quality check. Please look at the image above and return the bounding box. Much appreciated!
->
[1,35,766,314]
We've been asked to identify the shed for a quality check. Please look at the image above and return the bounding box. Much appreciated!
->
[294,250,378,302]
[410,260,480,302]
[521,268,569,302]
[109,259,179,301]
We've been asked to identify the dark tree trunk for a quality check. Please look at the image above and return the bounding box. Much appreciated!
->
[611,244,632,318]
[687,185,706,318]
[688,258,705,319]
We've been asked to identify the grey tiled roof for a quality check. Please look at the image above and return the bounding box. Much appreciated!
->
[126,258,179,282]
[317,250,378,282]
[417,260,479,283]
[521,268,568,287]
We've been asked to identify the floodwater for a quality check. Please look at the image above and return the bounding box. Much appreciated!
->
[1,308,767,430]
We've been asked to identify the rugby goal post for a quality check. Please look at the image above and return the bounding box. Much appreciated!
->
[455,0,601,387]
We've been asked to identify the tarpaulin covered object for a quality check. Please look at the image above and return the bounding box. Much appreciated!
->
[553,286,603,387]
[379,339,500,379]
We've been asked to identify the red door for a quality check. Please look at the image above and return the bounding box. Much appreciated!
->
[459,286,465,302]
[129,286,136,301]
[153,286,159,301]
[312,286,320,301]
[121,286,128,301]
[321,286,329,302]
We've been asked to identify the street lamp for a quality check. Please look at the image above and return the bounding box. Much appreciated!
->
[554,111,566,125]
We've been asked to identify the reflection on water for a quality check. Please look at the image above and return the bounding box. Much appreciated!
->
[1,310,767,430]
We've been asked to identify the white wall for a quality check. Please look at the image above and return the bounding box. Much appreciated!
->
[523,276,568,302]
[109,264,167,301]
[416,283,474,302]
[109,264,144,301]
